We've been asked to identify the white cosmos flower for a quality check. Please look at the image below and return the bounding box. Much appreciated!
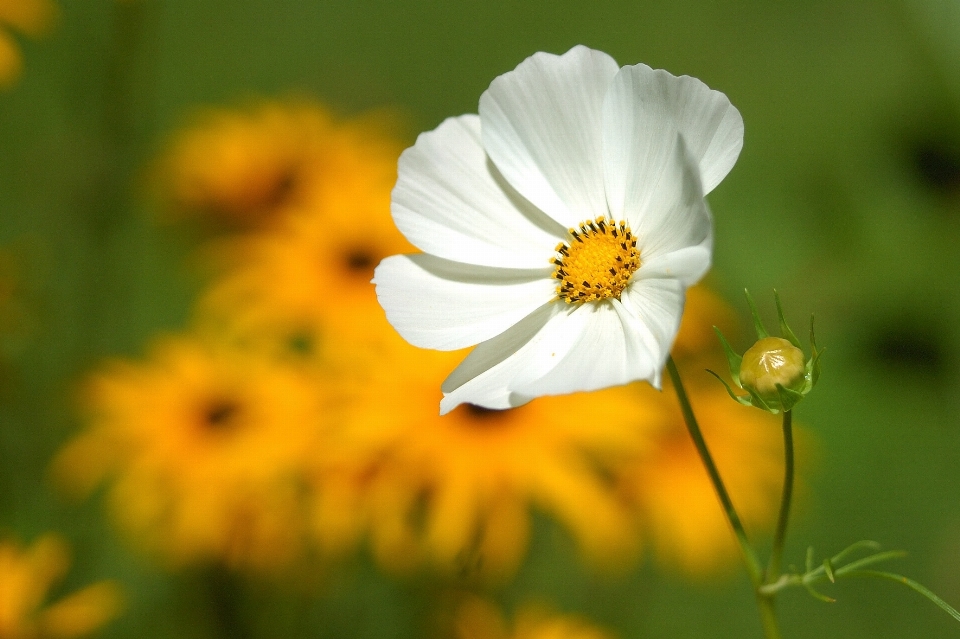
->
[374,45,743,414]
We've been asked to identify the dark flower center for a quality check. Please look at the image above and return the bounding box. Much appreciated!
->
[201,398,243,433]
[260,167,299,210]
[462,403,512,427]
[344,248,376,273]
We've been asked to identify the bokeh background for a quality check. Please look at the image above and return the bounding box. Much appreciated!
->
[2,0,960,638]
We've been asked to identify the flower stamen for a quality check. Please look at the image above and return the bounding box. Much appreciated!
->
[551,217,641,303]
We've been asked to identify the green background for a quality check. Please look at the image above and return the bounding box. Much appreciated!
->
[2,0,960,637]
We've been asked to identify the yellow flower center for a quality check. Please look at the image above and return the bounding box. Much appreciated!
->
[551,217,641,304]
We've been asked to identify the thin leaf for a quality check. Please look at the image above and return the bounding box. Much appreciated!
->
[834,550,908,575]
[706,369,751,406]
[823,558,836,583]
[829,540,882,566]
[803,582,836,603]
[745,289,769,338]
[774,290,802,348]
[713,327,743,387]
[810,346,824,387]
[745,384,776,413]
[843,570,960,624]
[808,315,823,385]
[776,384,804,412]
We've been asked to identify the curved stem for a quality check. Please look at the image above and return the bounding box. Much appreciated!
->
[666,358,783,638]
[666,357,763,582]
[666,358,780,638]
[756,597,782,639]
[767,410,794,582]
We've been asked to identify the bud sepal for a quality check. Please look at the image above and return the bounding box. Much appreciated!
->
[708,290,822,414]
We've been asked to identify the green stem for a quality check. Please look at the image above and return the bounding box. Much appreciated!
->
[756,596,782,639]
[767,409,794,582]
[666,357,763,581]
[666,357,779,638]
[203,566,251,639]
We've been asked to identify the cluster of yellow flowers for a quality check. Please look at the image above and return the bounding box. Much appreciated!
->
[52,99,793,587]
[449,598,615,639]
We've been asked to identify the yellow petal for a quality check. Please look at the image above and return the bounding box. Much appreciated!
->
[39,582,123,638]
[0,31,22,88]
[0,0,58,37]
[475,494,529,581]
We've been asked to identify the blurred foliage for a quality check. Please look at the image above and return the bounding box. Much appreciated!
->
[1,1,960,638]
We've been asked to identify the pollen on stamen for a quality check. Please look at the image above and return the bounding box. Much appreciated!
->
[551,217,641,304]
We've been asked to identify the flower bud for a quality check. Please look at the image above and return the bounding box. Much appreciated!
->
[739,336,806,402]
[710,291,821,413]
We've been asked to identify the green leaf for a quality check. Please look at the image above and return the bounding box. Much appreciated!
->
[809,315,822,386]
[774,290,802,348]
[810,348,823,387]
[776,384,805,412]
[842,570,960,624]
[823,558,836,583]
[745,289,769,339]
[713,327,743,387]
[706,369,752,406]
[806,546,816,573]
[834,550,908,575]
[745,384,776,413]
[803,582,837,603]
[829,540,881,566]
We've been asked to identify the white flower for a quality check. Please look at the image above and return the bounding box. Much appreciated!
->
[374,45,743,414]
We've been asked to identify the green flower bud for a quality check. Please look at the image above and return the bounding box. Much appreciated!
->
[739,337,806,402]
[708,291,822,414]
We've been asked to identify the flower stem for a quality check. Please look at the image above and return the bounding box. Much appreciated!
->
[203,566,251,639]
[666,357,763,580]
[767,409,794,582]
[666,356,780,639]
[755,596,782,639]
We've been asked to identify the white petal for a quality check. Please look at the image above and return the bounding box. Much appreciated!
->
[511,299,660,397]
[604,63,743,196]
[635,244,711,287]
[619,277,688,381]
[439,298,666,413]
[479,46,619,229]
[440,302,571,413]
[392,115,565,269]
[603,125,712,261]
[374,254,556,351]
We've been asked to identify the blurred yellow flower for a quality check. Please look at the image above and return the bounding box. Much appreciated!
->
[312,324,659,581]
[158,102,326,228]
[157,100,405,231]
[189,101,413,356]
[0,534,122,639]
[452,598,615,639]
[0,0,57,88]
[52,335,329,571]
[307,282,785,581]
[197,203,412,358]
[672,282,738,362]
[615,383,786,576]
